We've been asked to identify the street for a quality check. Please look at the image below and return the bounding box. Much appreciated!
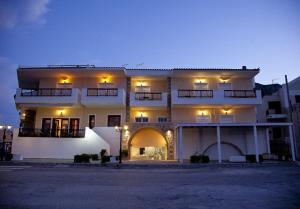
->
[0,164,300,209]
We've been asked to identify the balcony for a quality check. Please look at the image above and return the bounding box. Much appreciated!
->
[18,128,85,138]
[15,88,80,107]
[81,88,126,107]
[266,109,287,121]
[130,92,168,107]
[172,89,262,105]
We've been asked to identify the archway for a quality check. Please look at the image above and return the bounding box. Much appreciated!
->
[203,141,244,161]
[129,128,168,160]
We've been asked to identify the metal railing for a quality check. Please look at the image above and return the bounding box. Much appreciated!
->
[20,88,72,96]
[224,90,256,98]
[135,92,162,100]
[87,88,118,96]
[18,128,85,138]
[178,90,213,98]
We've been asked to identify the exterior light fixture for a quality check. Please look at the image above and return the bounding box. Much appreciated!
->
[115,125,129,164]
[0,124,12,161]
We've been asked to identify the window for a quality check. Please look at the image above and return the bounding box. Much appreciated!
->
[42,118,51,130]
[158,117,167,123]
[89,115,95,129]
[295,95,300,103]
[135,117,149,123]
[107,115,121,127]
[268,101,281,114]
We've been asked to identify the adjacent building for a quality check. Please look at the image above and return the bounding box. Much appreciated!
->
[256,77,300,159]
[12,65,296,162]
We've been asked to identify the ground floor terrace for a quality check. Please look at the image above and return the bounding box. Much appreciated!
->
[12,122,296,163]
[175,123,296,163]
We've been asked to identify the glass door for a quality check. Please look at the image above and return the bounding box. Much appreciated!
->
[70,118,80,137]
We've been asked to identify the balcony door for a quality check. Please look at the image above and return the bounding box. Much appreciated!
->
[51,118,69,137]
[70,118,80,137]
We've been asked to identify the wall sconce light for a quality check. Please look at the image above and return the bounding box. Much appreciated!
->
[61,76,69,83]
[220,76,230,83]
[223,108,231,115]
[58,109,65,116]
[198,110,207,116]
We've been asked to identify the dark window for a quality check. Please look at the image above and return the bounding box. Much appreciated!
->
[158,117,167,123]
[295,95,300,103]
[89,115,95,129]
[140,148,145,155]
[107,115,121,127]
[135,117,148,123]
[42,118,51,130]
[268,101,281,114]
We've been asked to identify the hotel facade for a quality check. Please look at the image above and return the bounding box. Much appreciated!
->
[12,65,296,162]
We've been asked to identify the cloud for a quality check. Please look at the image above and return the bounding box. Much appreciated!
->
[0,0,50,29]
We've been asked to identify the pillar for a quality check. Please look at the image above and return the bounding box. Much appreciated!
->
[266,128,270,155]
[217,126,222,163]
[179,126,183,163]
[253,126,259,163]
[289,125,296,161]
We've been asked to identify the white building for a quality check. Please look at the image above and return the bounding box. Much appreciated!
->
[12,65,296,162]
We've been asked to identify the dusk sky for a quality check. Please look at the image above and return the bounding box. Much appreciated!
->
[0,0,299,126]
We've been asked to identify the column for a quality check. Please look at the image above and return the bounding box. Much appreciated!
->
[179,126,183,163]
[289,125,296,161]
[253,126,259,163]
[265,128,270,155]
[217,126,222,163]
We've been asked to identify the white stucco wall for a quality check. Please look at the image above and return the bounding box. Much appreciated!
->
[181,127,268,160]
[92,127,120,156]
[12,127,110,159]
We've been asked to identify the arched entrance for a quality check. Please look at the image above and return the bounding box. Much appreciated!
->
[129,128,168,160]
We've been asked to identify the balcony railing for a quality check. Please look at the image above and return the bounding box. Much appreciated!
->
[20,88,72,96]
[224,90,256,98]
[135,92,162,100]
[18,128,85,138]
[178,90,213,98]
[87,88,118,96]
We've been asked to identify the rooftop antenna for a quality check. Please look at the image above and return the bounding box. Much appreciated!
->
[136,63,144,68]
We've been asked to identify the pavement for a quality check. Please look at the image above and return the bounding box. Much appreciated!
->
[0,163,300,209]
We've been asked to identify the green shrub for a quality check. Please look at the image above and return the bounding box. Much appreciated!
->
[190,155,210,163]
[5,153,13,161]
[101,156,110,164]
[74,154,91,163]
[100,149,107,158]
[90,154,99,161]
[246,154,263,163]
[201,155,210,163]
[190,155,201,163]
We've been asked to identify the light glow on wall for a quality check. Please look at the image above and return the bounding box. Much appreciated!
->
[194,78,207,83]
[57,109,66,116]
[136,111,147,117]
[222,108,232,115]
[219,76,230,83]
[100,76,112,83]
[197,110,209,116]
[136,81,147,87]
[59,76,70,84]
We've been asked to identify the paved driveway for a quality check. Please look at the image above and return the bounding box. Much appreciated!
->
[0,164,299,209]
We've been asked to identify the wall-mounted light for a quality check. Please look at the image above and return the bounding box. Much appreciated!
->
[219,76,230,83]
[100,76,111,84]
[61,76,69,83]
[195,78,206,84]
[198,110,208,116]
[57,109,65,116]
[223,108,232,115]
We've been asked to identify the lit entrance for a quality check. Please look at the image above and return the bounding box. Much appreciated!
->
[129,128,167,160]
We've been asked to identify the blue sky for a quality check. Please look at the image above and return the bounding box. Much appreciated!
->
[0,0,299,126]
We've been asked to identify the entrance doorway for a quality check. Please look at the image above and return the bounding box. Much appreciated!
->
[129,128,167,160]
[50,118,79,137]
